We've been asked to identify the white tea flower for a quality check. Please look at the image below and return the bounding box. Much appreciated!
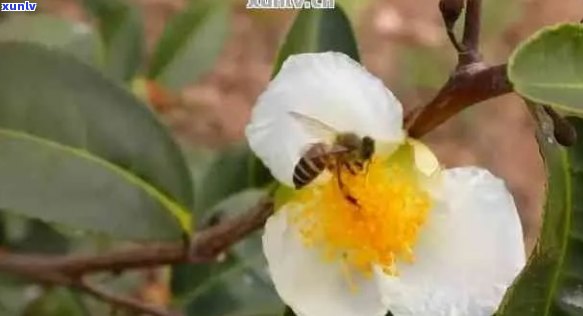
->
[246,52,526,316]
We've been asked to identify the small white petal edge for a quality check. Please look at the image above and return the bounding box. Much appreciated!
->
[246,52,405,186]
[376,167,526,316]
[263,205,389,316]
[409,139,440,177]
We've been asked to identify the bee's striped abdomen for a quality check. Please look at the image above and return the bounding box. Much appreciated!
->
[293,145,327,189]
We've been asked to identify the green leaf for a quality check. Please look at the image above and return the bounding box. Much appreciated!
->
[184,147,217,213]
[78,0,144,81]
[148,0,229,90]
[0,14,99,65]
[509,23,583,114]
[273,4,359,74]
[76,270,147,315]
[283,306,296,316]
[172,190,283,316]
[0,217,5,245]
[0,42,193,240]
[196,144,272,212]
[181,253,282,316]
[496,111,583,315]
[0,275,35,315]
[4,217,69,255]
[23,288,86,316]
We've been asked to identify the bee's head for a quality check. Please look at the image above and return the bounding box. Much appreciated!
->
[361,136,375,160]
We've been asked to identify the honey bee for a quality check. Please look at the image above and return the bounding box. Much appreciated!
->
[289,111,375,206]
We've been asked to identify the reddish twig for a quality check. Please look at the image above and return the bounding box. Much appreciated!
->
[439,0,483,66]
[0,199,274,315]
[77,278,180,316]
[439,0,465,52]
[406,64,511,138]
[189,197,274,261]
[407,0,509,137]
[0,244,185,278]
[0,198,273,276]
[543,105,577,146]
[460,0,482,64]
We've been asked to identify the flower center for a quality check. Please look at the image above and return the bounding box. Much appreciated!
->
[289,155,432,277]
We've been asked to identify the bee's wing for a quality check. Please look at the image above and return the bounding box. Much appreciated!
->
[302,143,349,159]
[327,144,351,155]
[288,111,338,142]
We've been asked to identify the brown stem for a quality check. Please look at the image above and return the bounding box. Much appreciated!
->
[439,0,465,52]
[189,197,274,261]
[543,105,578,146]
[460,0,482,64]
[0,199,273,276]
[0,199,274,315]
[77,279,180,316]
[446,28,465,53]
[405,64,512,138]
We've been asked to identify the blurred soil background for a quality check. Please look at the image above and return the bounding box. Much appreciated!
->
[41,0,583,254]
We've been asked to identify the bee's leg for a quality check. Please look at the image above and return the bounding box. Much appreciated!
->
[362,161,371,187]
[343,161,358,175]
[363,159,370,174]
[336,164,360,207]
[345,194,359,207]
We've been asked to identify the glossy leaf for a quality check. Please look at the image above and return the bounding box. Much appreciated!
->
[180,254,282,316]
[184,147,217,213]
[23,288,86,316]
[509,24,583,114]
[0,14,99,65]
[273,4,359,74]
[3,216,69,255]
[283,306,296,316]
[0,42,192,240]
[0,275,35,315]
[196,144,272,212]
[78,0,144,81]
[497,111,583,315]
[79,271,146,315]
[148,0,229,90]
[0,216,5,245]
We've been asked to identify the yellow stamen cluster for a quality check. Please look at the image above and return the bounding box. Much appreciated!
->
[289,156,432,277]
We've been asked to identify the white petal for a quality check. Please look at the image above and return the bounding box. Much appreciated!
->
[409,139,440,177]
[263,205,388,316]
[246,52,405,186]
[377,167,526,316]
